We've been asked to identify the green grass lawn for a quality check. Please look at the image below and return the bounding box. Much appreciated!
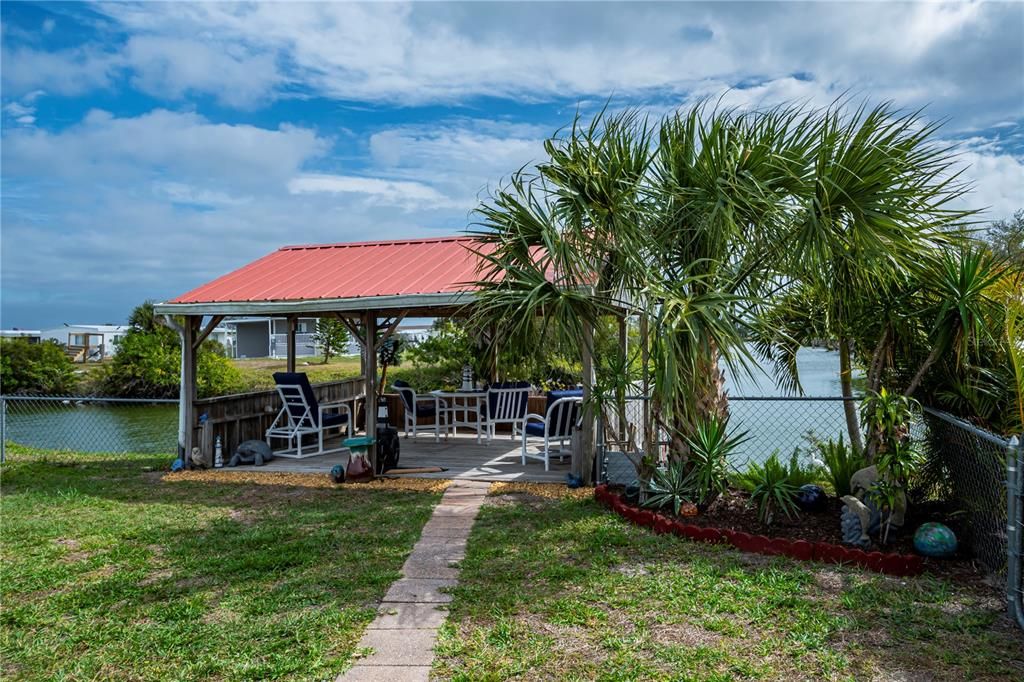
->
[0,447,441,681]
[231,355,364,391]
[435,493,1024,681]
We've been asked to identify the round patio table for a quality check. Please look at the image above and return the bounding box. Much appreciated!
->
[429,389,487,443]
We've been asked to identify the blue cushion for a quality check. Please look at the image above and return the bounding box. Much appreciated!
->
[273,372,322,425]
[547,388,583,412]
[392,379,414,412]
[524,421,546,437]
[483,381,531,419]
[321,412,349,428]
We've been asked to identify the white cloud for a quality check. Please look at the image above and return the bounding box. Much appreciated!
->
[957,150,1024,223]
[3,109,328,188]
[1,45,120,97]
[123,35,283,108]
[77,1,1022,129]
[288,173,455,210]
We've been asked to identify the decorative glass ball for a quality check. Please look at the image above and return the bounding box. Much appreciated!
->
[796,484,827,512]
[330,464,346,484]
[913,522,958,558]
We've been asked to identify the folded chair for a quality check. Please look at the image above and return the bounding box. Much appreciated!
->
[266,372,355,458]
[521,389,583,470]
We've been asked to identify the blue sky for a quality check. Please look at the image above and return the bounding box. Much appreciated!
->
[2,1,1022,329]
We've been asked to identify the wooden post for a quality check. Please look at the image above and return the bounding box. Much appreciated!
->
[286,315,297,373]
[180,317,198,468]
[364,310,378,471]
[580,319,596,485]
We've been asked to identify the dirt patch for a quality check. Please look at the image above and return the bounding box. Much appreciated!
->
[489,482,592,500]
[486,493,553,511]
[54,538,93,563]
[82,565,117,580]
[139,569,173,587]
[163,470,450,493]
[649,621,725,648]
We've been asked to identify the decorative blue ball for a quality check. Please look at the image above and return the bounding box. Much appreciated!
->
[330,464,346,484]
[914,522,958,558]
[796,484,827,512]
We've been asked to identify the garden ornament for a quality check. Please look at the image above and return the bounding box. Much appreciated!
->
[913,522,958,557]
[228,440,274,467]
[796,484,827,512]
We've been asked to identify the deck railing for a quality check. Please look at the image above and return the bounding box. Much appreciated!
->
[191,376,366,459]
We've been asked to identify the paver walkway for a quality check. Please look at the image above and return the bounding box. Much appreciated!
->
[338,480,489,682]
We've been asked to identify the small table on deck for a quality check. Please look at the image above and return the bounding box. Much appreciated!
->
[430,389,487,443]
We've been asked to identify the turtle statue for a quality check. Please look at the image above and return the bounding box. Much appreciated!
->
[228,440,274,467]
[796,484,827,512]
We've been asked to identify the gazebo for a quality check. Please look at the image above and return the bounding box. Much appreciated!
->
[153,235,607,482]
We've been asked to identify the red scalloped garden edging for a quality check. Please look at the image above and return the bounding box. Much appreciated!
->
[594,484,924,577]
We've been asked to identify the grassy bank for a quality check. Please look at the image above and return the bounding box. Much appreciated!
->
[0,446,441,681]
[435,493,1023,681]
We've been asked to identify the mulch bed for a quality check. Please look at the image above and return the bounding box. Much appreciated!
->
[599,485,986,580]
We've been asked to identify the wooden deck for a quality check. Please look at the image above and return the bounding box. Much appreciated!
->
[242,432,570,483]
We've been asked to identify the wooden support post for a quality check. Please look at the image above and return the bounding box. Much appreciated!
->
[580,319,596,485]
[286,315,297,373]
[166,315,199,468]
[364,310,378,471]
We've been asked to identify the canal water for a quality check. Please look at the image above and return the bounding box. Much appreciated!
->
[3,347,854,458]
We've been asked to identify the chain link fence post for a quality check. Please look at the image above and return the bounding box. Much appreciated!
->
[1008,435,1024,629]
[1,396,6,464]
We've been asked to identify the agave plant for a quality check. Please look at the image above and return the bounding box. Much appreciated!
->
[642,460,692,516]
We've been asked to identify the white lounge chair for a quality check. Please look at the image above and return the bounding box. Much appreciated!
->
[265,372,355,458]
[521,391,583,470]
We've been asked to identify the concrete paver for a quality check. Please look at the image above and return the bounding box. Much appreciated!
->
[337,481,488,681]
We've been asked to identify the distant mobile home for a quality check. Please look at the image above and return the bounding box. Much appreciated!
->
[228,317,319,359]
[0,329,42,343]
[41,324,129,362]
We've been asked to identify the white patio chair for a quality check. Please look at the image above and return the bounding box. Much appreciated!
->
[392,380,448,443]
[265,372,355,458]
[521,393,583,470]
[484,382,531,444]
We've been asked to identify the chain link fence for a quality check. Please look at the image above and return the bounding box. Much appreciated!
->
[601,395,858,484]
[0,395,178,461]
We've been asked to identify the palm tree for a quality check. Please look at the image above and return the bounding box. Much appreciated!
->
[775,103,974,450]
[472,99,978,470]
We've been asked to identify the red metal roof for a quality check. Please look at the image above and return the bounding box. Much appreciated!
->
[169,236,489,304]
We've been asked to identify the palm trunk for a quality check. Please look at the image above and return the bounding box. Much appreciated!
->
[839,336,864,453]
[904,345,941,398]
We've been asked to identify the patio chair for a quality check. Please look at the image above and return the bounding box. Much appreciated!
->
[266,372,355,458]
[521,389,583,470]
[483,381,531,444]
[392,380,448,443]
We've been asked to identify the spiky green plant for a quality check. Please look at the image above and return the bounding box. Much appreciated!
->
[816,436,867,497]
[738,453,801,525]
[642,460,692,516]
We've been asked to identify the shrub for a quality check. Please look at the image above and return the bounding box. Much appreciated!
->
[101,325,243,398]
[642,460,691,516]
[735,452,801,524]
[0,339,78,394]
[682,416,746,510]
[816,436,866,497]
